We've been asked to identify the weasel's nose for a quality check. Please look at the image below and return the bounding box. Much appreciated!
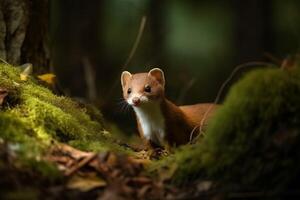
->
[132,97,140,106]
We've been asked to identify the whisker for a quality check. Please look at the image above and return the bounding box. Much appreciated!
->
[115,99,132,114]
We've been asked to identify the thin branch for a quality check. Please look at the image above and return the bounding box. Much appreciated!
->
[191,61,277,143]
[122,16,147,71]
[0,58,9,65]
[177,78,197,104]
[64,153,97,176]
[263,52,282,65]
[105,16,147,102]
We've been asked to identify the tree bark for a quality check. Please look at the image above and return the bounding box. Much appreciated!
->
[0,0,50,73]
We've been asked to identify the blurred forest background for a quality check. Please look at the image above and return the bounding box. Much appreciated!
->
[2,0,300,134]
[50,0,300,134]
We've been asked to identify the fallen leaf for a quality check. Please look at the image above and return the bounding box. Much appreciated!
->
[106,152,118,167]
[127,157,151,166]
[128,176,152,185]
[197,181,213,192]
[67,175,107,192]
[138,185,152,199]
[0,88,8,106]
[20,63,33,81]
[47,155,70,164]
[38,73,56,85]
[55,143,91,160]
[64,153,97,176]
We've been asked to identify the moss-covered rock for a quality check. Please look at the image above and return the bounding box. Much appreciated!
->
[169,66,300,191]
[0,63,131,176]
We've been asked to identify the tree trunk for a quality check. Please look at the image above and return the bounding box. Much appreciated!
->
[0,0,50,73]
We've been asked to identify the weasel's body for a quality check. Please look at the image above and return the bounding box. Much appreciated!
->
[121,68,217,148]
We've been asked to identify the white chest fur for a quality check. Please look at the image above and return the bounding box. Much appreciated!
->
[133,103,165,145]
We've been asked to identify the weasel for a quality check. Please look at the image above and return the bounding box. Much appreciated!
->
[121,68,217,148]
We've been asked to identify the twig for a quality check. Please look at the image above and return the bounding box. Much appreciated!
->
[191,61,277,143]
[189,126,200,143]
[263,52,281,65]
[177,78,197,104]
[105,16,147,102]
[122,16,147,71]
[64,153,97,176]
[0,58,9,65]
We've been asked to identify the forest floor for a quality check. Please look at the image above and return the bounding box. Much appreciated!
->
[0,140,215,200]
[1,61,300,199]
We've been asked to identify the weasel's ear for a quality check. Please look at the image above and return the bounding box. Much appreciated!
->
[121,71,132,88]
[148,68,165,87]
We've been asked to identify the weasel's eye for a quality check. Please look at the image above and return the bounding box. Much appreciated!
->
[144,85,151,93]
[127,88,132,94]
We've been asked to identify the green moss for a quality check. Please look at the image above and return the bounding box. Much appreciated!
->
[70,137,134,155]
[170,66,300,190]
[0,63,106,141]
[18,83,104,141]
[22,159,62,181]
[0,64,22,89]
[0,63,133,177]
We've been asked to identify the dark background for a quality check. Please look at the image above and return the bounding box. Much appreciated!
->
[49,0,300,134]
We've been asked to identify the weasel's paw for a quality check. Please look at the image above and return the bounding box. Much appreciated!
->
[150,148,169,160]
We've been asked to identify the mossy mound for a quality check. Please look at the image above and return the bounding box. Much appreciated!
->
[0,63,130,175]
[171,66,300,191]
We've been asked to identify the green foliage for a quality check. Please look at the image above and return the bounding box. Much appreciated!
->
[171,66,300,191]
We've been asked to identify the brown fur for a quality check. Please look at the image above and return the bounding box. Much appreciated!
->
[162,100,216,145]
[121,68,217,147]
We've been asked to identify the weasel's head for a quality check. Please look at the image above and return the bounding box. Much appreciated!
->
[121,68,165,107]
